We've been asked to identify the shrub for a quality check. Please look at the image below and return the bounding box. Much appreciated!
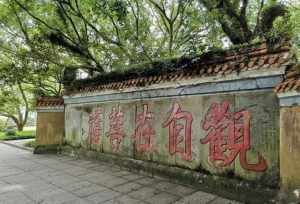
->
[0,119,6,131]
[4,129,16,137]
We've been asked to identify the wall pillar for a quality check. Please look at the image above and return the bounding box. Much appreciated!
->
[36,97,65,148]
[278,92,300,191]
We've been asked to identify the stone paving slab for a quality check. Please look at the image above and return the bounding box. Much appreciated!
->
[0,139,34,151]
[0,143,243,204]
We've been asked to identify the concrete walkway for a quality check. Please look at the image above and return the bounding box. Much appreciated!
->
[0,143,242,204]
[1,139,35,151]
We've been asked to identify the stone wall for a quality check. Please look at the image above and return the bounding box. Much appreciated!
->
[63,42,296,188]
[65,77,281,186]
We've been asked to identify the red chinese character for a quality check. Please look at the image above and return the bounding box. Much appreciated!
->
[133,104,155,152]
[200,101,267,172]
[107,105,125,152]
[88,108,102,145]
[163,103,193,161]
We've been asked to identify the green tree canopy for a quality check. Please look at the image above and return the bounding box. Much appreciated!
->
[0,0,298,78]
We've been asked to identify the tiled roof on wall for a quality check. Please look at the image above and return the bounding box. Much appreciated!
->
[274,64,300,93]
[66,41,295,95]
[36,97,64,107]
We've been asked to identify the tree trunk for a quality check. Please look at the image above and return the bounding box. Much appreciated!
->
[17,82,29,131]
[17,123,24,131]
[0,113,21,131]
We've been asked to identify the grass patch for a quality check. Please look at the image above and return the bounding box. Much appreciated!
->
[16,130,36,137]
[24,140,36,148]
[0,132,5,138]
[0,130,36,140]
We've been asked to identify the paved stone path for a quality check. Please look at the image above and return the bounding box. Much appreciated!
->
[1,139,34,151]
[0,143,242,204]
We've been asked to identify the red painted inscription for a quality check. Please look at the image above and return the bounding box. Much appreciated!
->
[200,101,267,172]
[88,108,102,145]
[163,102,193,161]
[133,104,155,152]
[107,105,125,152]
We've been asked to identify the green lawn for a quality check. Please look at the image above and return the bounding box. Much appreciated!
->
[0,130,36,141]
[0,132,5,138]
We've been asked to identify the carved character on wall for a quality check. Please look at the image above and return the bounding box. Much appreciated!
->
[201,101,268,172]
[107,105,125,152]
[163,102,193,161]
[133,104,155,152]
[88,107,102,145]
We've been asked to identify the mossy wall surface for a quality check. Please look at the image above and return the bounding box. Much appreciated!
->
[65,91,279,186]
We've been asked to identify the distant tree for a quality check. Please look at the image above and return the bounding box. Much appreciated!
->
[0,83,34,131]
[0,0,64,96]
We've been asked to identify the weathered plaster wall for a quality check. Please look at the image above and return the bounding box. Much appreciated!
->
[36,111,65,145]
[65,90,279,186]
[280,106,300,189]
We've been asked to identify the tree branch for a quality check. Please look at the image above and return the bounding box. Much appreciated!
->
[0,112,20,128]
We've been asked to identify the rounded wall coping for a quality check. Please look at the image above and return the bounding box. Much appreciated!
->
[65,67,286,100]
[63,69,285,105]
[36,106,64,113]
[277,91,300,107]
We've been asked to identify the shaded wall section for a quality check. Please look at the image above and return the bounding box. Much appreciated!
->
[36,97,65,146]
[36,112,65,145]
[280,106,300,189]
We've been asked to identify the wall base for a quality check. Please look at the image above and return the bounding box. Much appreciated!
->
[61,145,279,204]
[33,144,63,154]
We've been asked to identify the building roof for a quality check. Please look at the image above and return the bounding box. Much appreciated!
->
[36,97,64,107]
[64,41,296,95]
